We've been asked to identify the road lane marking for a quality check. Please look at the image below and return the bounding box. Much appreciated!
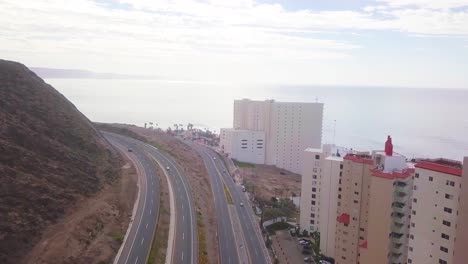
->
[146,223,148,229]
[183,215,185,222]
[134,256,139,264]
[181,252,184,261]
[150,209,152,215]
[141,237,145,245]
[183,232,185,240]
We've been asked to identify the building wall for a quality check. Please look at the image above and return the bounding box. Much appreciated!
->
[334,155,373,264]
[299,148,322,233]
[454,157,468,264]
[232,99,323,174]
[219,129,265,164]
[319,156,342,259]
[408,167,462,264]
[266,102,323,174]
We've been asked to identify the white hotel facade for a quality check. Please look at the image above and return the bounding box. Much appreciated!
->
[220,99,323,174]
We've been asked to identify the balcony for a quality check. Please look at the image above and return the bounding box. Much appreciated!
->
[390,232,405,244]
[392,201,408,214]
[393,191,408,203]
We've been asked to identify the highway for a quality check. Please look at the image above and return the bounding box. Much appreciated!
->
[104,132,160,264]
[190,143,270,264]
[105,132,197,264]
[192,144,240,264]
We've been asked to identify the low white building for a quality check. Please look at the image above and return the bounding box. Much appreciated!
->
[219,128,265,164]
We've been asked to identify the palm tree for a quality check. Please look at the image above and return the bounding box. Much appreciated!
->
[174,124,178,131]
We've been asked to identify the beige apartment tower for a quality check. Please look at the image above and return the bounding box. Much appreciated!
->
[407,158,464,264]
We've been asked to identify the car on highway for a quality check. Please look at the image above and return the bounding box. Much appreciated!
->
[304,256,313,263]
[240,202,244,207]
[127,148,133,152]
[213,157,216,160]
[166,166,170,171]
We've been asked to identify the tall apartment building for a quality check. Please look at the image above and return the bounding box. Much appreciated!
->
[221,99,323,174]
[454,156,468,264]
[299,144,347,259]
[407,158,464,264]
[334,152,374,264]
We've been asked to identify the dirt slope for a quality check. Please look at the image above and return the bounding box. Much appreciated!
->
[0,60,119,263]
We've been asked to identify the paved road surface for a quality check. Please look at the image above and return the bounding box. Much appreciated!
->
[190,143,270,264]
[193,145,240,264]
[106,133,197,264]
[104,133,160,264]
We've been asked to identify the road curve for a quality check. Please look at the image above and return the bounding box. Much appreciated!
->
[104,132,160,264]
[192,144,240,264]
[107,133,197,264]
[204,146,271,264]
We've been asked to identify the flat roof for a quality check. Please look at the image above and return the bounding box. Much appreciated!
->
[415,159,463,177]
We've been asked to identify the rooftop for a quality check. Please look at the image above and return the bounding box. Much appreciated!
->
[415,158,463,177]
[343,153,373,165]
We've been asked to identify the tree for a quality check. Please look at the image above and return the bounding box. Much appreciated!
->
[174,124,178,131]
[311,231,322,262]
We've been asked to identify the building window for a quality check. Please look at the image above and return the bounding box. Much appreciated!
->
[439,259,447,264]
[415,173,419,178]
[338,194,341,199]
[353,200,358,204]
[354,191,359,195]
[312,194,316,199]
[315,155,320,160]
[408,259,412,263]
[441,233,450,240]
[411,223,415,227]
[445,194,454,200]
[311,213,315,218]
[412,210,416,215]
[410,235,414,240]
[429,176,433,181]
[313,175,317,179]
[340,164,343,169]
[312,201,316,205]
[442,220,451,227]
[313,168,318,172]
[440,246,448,253]
[446,180,455,186]
[310,220,315,224]
[413,185,418,191]
[413,198,417,203]
[444,207,452,214]
[409,247,413,252]
[312,188,316,192]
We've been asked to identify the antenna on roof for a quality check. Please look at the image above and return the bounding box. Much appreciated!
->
[333,120,336,145]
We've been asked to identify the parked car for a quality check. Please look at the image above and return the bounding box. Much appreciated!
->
[304,256,313,263]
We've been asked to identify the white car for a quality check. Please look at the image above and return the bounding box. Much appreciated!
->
[240,202,244,207]
[213,157,216,160]
[166,166,170,171]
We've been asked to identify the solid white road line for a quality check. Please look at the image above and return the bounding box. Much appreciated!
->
[183,232,185,240]
[182,252,184,261]
[146,223,148,229]
[134,256,139,264]
[141,238,144,245]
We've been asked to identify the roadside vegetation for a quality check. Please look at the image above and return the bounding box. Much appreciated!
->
[223,184,234,204]
[233,159,255,168]
[197,211,209,264]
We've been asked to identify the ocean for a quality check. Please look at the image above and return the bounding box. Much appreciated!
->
[46,79,468,161]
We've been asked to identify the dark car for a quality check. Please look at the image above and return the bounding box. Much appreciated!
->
[127,148,133,152]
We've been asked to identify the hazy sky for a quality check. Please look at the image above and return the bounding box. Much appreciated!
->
[1,0,468,88]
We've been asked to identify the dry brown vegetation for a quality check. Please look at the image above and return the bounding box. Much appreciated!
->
[239,164,301,202]
[22,158,137,264]
[0,60,123,263]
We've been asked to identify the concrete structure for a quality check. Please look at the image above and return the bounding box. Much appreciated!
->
[299,144,348,259]
[219,128,265,164]
[359,147,414,264]
[407,158,464,264]
[221,99,323,174]
[454,157,468,264]
[334,152,374,264]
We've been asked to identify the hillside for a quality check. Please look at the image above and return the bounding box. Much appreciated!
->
[0,60,119,263]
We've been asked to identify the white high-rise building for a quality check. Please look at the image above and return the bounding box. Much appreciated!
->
[219,128,265,164]
[221,99,323,174]
[299,144,348,259]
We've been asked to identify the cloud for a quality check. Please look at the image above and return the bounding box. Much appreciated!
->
[0,0,467,86]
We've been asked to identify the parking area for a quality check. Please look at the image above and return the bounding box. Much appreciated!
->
[272,230,311,264]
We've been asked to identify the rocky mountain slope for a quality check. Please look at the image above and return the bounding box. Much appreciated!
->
[0,60,119,263]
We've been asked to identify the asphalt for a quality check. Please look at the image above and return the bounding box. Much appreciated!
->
[189,142,270,264]
[104,133,160,264]
[105,132,197,264]
[192,145,240,264]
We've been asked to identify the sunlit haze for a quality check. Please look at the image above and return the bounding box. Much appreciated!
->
[1,0,468,88]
